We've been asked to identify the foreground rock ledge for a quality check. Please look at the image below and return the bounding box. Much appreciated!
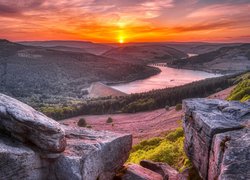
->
[0,93,66,152]
[0,93,132,180]
[183,98,250,180]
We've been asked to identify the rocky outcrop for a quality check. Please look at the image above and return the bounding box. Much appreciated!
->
[0,93,132,180]
[0,94,66,152]
[183,98,250,180]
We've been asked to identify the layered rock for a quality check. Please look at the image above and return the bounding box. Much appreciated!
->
[0,93,132,179]
[0,93,66,152]
[183,98,250,179]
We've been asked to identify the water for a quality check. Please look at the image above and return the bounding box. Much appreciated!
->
[111,65,221,94]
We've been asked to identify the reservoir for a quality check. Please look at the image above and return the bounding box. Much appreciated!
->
[111,65,221,94]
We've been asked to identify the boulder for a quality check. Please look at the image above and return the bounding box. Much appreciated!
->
[0,94,66,152]
[53,126,132,180]
[183,98,250,179]
[122,164,163,180]
[140,160,178,180]
[0,93,133,179]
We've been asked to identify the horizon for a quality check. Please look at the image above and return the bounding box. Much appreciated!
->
[0,0,250,43]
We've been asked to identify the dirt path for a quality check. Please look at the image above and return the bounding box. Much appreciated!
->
[61,86,235,145]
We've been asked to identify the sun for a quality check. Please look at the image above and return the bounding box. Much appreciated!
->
[119,39,124,44]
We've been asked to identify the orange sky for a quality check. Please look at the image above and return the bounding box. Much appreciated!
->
[0,0,250,43]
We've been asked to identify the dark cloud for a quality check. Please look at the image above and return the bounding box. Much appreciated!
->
[0,4,21,16]
[0,0,45,17]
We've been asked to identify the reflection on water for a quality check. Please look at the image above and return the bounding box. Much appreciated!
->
[111,65,221,94]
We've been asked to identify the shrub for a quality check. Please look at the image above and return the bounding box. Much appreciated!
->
[175,104,182,111]
[77,118,87,127]
[127,128,191,172]
[106,117,113,123]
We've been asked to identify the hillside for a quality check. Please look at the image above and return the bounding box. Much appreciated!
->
[102,45,187,65]
[0,40,158,104]
[19,40,113,55]
[169,44,250,73]
[61,85,235,145]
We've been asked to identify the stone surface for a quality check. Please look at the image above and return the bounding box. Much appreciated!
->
[0,93,132,179]
[53,126,132,180]
[140,160,178,180]
[122,164,163,180]
[183,98,250,179]
[0,135,47,180]
[0,93,66,152]
[209,128,250,180]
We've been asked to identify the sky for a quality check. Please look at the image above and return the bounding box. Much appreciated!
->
[0,0,250,43]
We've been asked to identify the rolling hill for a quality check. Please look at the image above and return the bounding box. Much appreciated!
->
[18,40,113,55]
[169,44,250,73]
[0,40,158,104]
[102,45,187,65]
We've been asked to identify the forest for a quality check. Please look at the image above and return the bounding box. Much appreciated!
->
[39,71,248,120]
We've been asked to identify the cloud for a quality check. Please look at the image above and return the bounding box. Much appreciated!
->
[173,21,234,32]
[187,3,250,18]
[0,0,249,42]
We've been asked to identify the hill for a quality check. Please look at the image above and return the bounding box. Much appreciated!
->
[169,44,250,73]
[0,40,158,104]
[102,45,187,65]
[18,40,113,55]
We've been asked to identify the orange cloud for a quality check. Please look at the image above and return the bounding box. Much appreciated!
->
[0,0,249,42]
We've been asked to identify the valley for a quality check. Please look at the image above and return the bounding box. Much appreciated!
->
[61,86,236,145]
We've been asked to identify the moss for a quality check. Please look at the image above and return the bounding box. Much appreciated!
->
[127,127,191,172]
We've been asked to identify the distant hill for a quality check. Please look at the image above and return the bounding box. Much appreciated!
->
[102,45,187,65]
[169,44,250,73]
[18,40,113,55]
[110,42,242,54]
[160,42,242,54]
[0,40,158,104]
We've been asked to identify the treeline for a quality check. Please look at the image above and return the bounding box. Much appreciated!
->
[41,72,247,120]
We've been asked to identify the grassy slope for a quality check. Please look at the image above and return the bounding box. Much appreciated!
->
[227,72,250,101]
[127,127,190,172]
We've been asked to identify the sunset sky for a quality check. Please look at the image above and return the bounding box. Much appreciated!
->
[0,0,250,43]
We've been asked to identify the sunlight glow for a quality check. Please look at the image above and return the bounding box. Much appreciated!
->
[119,37,124,44]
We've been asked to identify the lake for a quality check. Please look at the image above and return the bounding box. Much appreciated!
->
[111,65,221,94]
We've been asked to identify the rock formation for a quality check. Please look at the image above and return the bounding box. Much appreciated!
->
[0,93,132,180]
[183,98,250,180]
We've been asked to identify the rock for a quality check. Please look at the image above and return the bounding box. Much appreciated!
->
[0,94,66,152]
[183,98,250,179]
[209,128,250,180]
[122,164,163,180]
[53,126,132,180]
[0,93,133,179]
[0,135,46,180]
[140,160,178,180]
